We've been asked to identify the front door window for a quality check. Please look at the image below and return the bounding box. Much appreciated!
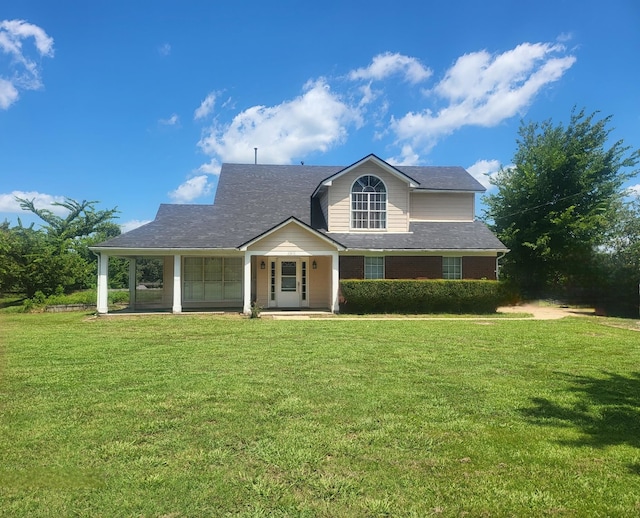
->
[276,259,301,307]
[281,261,297,292]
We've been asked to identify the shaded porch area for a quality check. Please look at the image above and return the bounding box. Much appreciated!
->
[94,218,344,315]
[95,251,339,315]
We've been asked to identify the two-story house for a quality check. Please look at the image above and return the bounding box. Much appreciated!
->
[91,154,507,314]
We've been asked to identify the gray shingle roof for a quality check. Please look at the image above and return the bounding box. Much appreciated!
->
[94,158,504,251]
[398,165,486,192]
[327,221,506,250]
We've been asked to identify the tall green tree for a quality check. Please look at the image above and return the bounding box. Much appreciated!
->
[15,197,119,245]
[2,197,120,296]
[0,221,21,294]
[484,108,639,298]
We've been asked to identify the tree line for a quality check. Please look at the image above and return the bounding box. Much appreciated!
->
[2,107,639,315]
[0,198,128,298]
[484,108,640,316]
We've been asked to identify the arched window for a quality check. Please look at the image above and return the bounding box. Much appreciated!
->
[351,175,387,229]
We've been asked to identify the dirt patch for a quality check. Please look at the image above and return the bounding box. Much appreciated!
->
[497,303,595,320]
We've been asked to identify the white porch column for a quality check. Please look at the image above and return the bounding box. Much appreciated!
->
[243,252,252,314]
[330,251,340,313]
[97,253,109,314]
[172,255,182,313]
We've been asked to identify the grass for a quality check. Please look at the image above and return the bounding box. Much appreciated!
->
[1,313,639,516]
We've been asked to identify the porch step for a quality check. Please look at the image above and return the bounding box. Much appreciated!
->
[261,310,335,319]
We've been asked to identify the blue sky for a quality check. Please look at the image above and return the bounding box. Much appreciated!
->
[1,0,639,231]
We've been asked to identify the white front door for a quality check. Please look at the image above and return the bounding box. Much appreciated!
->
[277,258,300,307]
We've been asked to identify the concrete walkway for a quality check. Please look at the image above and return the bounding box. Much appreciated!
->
[497,303,594,320]
[263,304,595,321]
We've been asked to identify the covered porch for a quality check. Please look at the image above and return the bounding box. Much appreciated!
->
[93,219,344,315]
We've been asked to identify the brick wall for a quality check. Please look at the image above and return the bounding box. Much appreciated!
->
[462,256,497,280]
[385,256,443,279]
[339,256,364,279]
[339,255,497,280]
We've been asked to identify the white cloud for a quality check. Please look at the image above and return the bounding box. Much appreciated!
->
[176,79,358,202]
[0,19,54,109]
[349,52,432,84]
[357,83,378,106]
[0,191,67,215]
[159,113,179,126]
[626,184,640,197]
[391,42,576,153]
[177,43,576,202]
[168,161,220,204]
[168,175,212,203]
[387,145,421,166]
[197,78,359,164]
[197,158,221,175]
[158,43,171,56]
[466,159,502,189]
[0,77,19,109]
[194,92,217,120]
[0,19,54,57]
[557,32,573,43]
[120,219,151,233]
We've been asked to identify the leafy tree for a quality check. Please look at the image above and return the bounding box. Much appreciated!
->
[0,221,21,294]
[13,225,92,297]
[75,221,129,289]
[2,197,120,297]
[136,257,164,287]
[15,197,119,244]
[484,108,639,298]
[592,196,640,315]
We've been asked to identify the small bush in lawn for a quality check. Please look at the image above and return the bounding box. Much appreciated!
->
[339,279,512,314]
[23,291,46,312]
[249,301,262,319]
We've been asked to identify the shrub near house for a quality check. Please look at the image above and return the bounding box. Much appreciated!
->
[340,279,510,314]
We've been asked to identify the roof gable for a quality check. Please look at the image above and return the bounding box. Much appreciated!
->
[312,154,418,197]
[239,217,345,252]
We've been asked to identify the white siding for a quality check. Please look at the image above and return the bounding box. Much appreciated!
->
[247,223,337,253]
[309,255,331,308]
[328,163,409,232]
[410,192,474,221]
[255,257,269,307]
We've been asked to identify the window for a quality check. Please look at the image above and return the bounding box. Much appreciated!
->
[365,256,384,279]
[301,261,307,301]
[442,257,462,279]
[280,261,297,292]
[270,261,276,301]
[183,257,242,301]
[351,175,386,229]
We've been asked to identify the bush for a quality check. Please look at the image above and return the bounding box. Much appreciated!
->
[21,289,130,312]
[339,279,512,314]
[249,301,262,319]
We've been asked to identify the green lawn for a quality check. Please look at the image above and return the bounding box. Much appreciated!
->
[1,313,639,517]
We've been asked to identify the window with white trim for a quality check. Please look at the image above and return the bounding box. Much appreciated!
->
[351,175,387,229]
[183,257,242,301]
[365,256,384,279]
[442,257,462,280]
